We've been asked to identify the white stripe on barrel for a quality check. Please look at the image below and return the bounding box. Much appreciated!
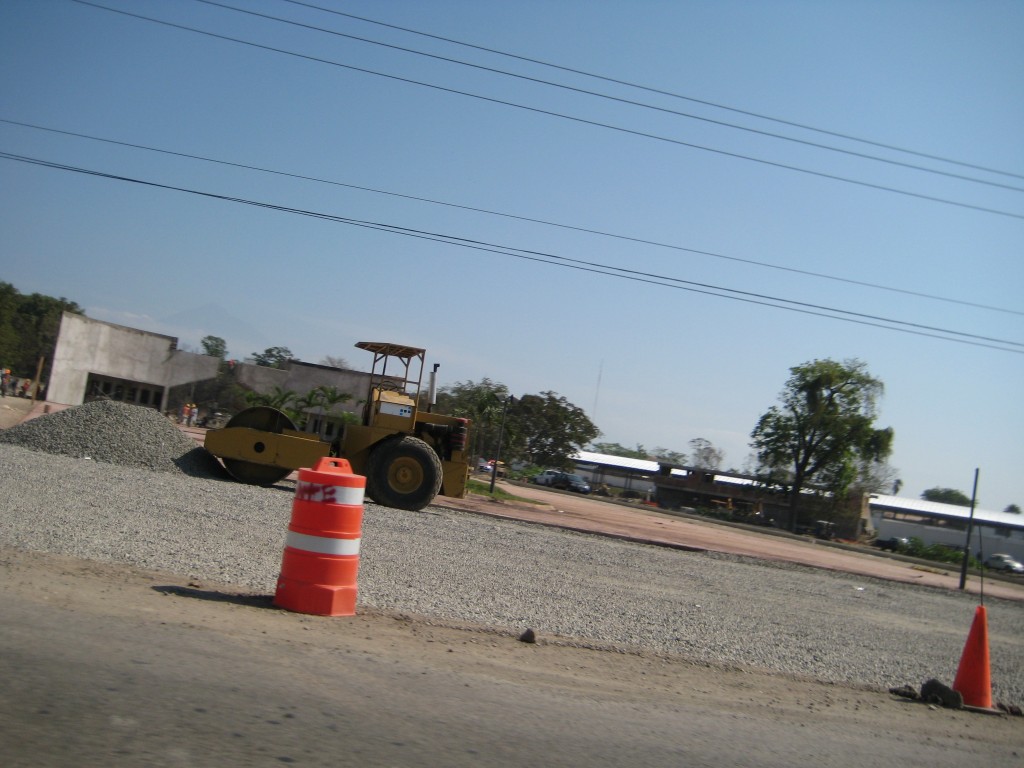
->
[285,530,361,557]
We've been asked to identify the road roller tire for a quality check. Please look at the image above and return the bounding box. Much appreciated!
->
[214,406,296,486]
[222,457,291,487]
[366,436,443,511]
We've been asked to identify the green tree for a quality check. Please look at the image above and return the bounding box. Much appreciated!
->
[689,438,724,469]
[244,385,297,411]
[0,282,17,365]
[507,390,600,468]
[650,447,687,465]
[251,346,293,368]
[200,335,227,359]
[591,442,648,459]
[750,358,893,531]
[319,355,351,369]
[1005,504,1021,515]
[294,385,355,434]
[435,378,510,460]
[0,282,84,381]
[921,487,972,506]
[436,381,599,468]
[849,457,901,496]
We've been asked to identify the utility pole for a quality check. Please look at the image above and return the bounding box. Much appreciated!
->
[958,468,980,591]
[31,356,44,404]
[489,395,515,495]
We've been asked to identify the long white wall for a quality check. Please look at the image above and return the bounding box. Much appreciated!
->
[875,517,1024,562]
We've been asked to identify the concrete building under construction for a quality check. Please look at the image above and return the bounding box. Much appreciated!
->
[45,312,371,427]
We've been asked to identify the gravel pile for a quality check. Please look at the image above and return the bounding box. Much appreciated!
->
[1,437,1022,705]
[0,400,224,478]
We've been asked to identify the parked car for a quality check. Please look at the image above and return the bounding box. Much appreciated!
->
[476,459,507,477]
[985,554,1024,574]
[873,537,909,552]
[530,470,591,494]
[555,473,591,494]
[530,470,562,486]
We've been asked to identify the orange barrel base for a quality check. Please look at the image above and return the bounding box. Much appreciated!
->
[273,457,365,617]
[274,546,361,616]
[274,577,357,616]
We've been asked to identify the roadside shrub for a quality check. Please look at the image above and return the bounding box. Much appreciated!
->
[694,505,733,522]
[903,537,981,569]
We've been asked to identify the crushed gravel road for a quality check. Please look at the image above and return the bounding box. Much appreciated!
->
[2,402,1023,705]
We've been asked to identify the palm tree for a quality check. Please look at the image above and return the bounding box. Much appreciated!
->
[299,385,354,438]
[243,385,297,412]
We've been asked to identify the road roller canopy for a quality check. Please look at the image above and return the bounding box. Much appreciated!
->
[355,341,427,398]
[355,342,426,359]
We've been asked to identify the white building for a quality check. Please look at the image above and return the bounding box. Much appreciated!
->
[572,450,659,495]
[46,313,377,427]
[47,312,220,411]
[870,494,1024,562]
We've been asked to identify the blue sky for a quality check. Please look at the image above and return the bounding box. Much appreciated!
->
[2,0,1022,512]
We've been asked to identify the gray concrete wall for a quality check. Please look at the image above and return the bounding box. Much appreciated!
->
[233,360,370,416]
[233,362,289,393]
[165,349,221,387]
[282,362,370,414]
[48,313,219,406]
[49,314,373,416]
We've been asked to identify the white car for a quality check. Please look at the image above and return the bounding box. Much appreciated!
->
[530,470,591,493]
[531,470,562,486]
[985,554,1024,574]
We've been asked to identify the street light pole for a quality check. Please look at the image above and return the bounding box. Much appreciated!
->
[958,468,981,591]
[489,395,514,495]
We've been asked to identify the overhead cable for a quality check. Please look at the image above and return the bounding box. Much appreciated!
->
[4,116,1020,317]
[2,150,1021,355]
[68,1,1024,221]
[194,0,1023,194]
[282,0,1024,182]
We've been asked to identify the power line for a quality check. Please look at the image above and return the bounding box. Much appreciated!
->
[5,116,1020,316]
[284,0,1024,183]
[194,0,1024,194]
[69,0,1024,221]
[3,149,1021,355]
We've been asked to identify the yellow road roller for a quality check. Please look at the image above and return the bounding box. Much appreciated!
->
[204,342,470,511]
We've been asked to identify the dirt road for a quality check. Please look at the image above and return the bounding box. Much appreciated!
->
[2,548,1021,768]
[0,395,38,428]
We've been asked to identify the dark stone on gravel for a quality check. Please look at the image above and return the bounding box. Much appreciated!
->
[519,628,537,644]
[920,679,963,709]
[889,685,919,700]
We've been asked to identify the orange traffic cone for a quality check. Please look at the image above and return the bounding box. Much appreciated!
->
[952,605,993,709]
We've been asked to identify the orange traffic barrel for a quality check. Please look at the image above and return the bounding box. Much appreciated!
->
[273,457,365,616]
